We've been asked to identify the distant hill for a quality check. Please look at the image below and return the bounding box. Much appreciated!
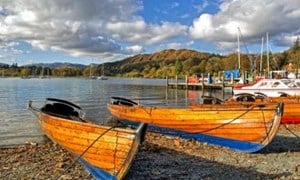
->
[104,49,221,77]
[0,63,9,67]
[102,47,299,78]
[2,45,299,78]
[22,62,88,69]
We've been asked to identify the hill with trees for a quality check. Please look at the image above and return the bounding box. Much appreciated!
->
[1,38,299,78]
[103,40,300,78]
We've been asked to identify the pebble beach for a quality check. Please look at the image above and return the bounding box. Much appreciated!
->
[1,125,300,180]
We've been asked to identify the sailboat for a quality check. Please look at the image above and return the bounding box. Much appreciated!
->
[97,63,108,80]
[88,64,96,79]
[39,66,46,78]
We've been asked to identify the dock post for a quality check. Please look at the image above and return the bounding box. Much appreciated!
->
[221,76,225,98]
[185,75,188,89]
[176,75,178,89]
[166,76,168,88]
[200,73,203,90]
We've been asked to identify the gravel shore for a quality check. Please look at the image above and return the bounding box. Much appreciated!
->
[1,125,300,180]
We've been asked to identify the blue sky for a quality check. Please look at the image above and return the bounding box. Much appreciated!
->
[0,0,299,65]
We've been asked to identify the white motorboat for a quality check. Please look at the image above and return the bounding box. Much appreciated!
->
[233,78,300,97]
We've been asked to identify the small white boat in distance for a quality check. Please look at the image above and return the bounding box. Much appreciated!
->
[97,75,108,80]
[97,63,108,80]
[233,78,300,97]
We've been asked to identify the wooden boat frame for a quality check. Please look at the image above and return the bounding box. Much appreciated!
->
[107,96,283,153]
[29,98,147,180]
[227,92,300,124]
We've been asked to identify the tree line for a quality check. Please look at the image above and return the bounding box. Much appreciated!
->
[1,38,299,78]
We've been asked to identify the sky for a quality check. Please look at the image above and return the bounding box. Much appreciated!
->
[0,0,299,65]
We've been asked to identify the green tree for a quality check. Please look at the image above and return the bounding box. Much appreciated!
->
[199,60,207,72]
[175,59,182,75]
[291,37,300,75]
[20,68,31,77]
[205,57,222,73]
[293,36,300,51]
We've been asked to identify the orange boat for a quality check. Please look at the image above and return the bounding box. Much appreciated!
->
[107,97,283,153]
[226,93,300,124]
[29,98,146,180]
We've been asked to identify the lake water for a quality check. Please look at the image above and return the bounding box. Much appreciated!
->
[0,77,232,146]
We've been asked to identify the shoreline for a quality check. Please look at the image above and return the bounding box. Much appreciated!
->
[1,125,300,179]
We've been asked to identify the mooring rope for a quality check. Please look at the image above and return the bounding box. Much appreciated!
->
[283,124,300,139]
[55,125,116,180]
[192,104,265,134]
[29,100,119,179]
[261,107,270,142]
[138,103,271,135]
[110,118,144,179]
[257,107,279,145]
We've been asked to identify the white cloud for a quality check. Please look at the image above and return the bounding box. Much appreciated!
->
[193,0,209,13]
[106,21,187,45]
[0,0,136,58]
[189,0,300,50]
[165,42,187,50]
[171,2,180,9]
[0,0,188,62]
[155,41,195,51]
[2,0,298,64]
[123,45,144,54]
[0,38,23,61]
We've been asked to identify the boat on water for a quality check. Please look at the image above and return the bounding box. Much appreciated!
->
[226,92,300,124]
[233,78,300,97]
[29,98,147,180]
[97,75,108,80]
[21,76,31,79]
[97,63,108,80]
[107,97,283,153]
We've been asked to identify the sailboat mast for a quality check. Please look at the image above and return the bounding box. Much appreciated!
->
[266,32,270,76]
[260,37,264,75]
[237,30,241,70]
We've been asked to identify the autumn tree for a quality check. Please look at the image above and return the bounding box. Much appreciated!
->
[20,67,31,77]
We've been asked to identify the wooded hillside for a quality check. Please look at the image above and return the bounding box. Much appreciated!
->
[103,42,300,78]
[1,38,299,78]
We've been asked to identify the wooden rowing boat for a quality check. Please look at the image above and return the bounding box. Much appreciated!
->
[107,97,283,153]
[29,98,147,180]
[226,93,300,124]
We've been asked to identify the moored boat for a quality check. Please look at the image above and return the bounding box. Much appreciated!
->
[107,97,283,153]
[227,93,300,124]
[233,78,300,97]
[97,75,108,80]
[29,98,147,180]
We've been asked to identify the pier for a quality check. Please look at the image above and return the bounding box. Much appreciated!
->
[166,75,234,93]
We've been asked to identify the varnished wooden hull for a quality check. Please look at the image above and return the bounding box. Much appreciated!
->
[29,100,146,180]
[227,95,300,124]
[107,98,283,153]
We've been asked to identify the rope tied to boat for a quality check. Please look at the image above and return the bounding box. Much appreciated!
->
[55,125,117,180]
[283,124,300,139]
[136,102,275,139]
[192,104,270,134]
